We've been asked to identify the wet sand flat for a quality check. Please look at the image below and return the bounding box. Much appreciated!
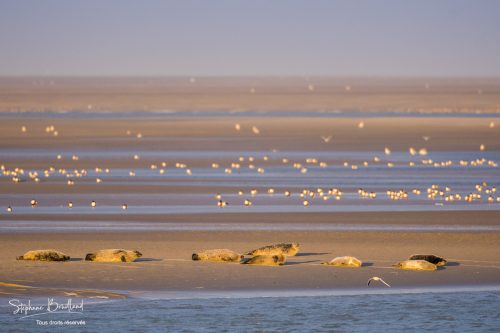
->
[0,97,499,297]
[0,230,499,293]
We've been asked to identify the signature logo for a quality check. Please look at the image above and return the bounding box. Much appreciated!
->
[9,298,84,319]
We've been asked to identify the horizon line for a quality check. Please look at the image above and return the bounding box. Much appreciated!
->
[2,74,500,80]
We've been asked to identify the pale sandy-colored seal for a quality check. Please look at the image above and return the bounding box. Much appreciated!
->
[394,260,437,271]
[322,256,362,268]
[16,249,70,262]
[408,254,447,266]
[242,254,286,266]
[85,249,142,263]
[245,243,299,256]
[192,249,243,262]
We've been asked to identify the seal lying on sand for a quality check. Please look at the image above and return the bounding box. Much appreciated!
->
[17,249,70,261]
[85,249,142,263]
[245,243,299,256]
[242,254,286,266]
[322,256,362,268]
[394,260,437,271]
[192,249,243,262]
[408,254,447,266]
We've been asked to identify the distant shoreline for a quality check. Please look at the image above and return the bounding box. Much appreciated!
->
[1,76,499,113]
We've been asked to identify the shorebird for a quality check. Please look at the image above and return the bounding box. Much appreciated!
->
[303,200,310,206]
[68,202,73,208]
[419,148,428,156]
[235,123,241,131]
[480,144,485,151]
[217,200,228,208]
[122,204,128,210]
[6,206,12,213]
[358,121,365,129]
[244,199,252,207]
[384,147,391,155]
[90,200,97,208]
[252,126,260,135]
[367,277,391,287]
[321,135,332,143]
[30,199,38,208]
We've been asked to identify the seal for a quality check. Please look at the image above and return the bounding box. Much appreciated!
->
[16,249,70,261]
[245,243,299,256]
[85,249,142,262]
[322,256,362,268]
[408,254,447,266]
[393,260,437,271]
[192,249,243,262]
[242,254,286,266]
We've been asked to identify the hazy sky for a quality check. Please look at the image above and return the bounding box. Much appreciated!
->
[1,0,499,76]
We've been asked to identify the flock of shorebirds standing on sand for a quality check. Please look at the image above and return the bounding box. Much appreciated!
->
[2,121,499,213]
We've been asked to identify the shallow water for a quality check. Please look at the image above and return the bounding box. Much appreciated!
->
[2,221,500,233]
[2,109,500,119]
[1,288,499,332]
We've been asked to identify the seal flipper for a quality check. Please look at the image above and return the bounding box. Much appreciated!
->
[85,253,96,261]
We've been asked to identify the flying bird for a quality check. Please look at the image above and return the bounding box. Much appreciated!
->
[367,277,391,287]
[321,135,332,143]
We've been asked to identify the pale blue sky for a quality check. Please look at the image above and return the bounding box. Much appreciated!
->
[0,0,499,76]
